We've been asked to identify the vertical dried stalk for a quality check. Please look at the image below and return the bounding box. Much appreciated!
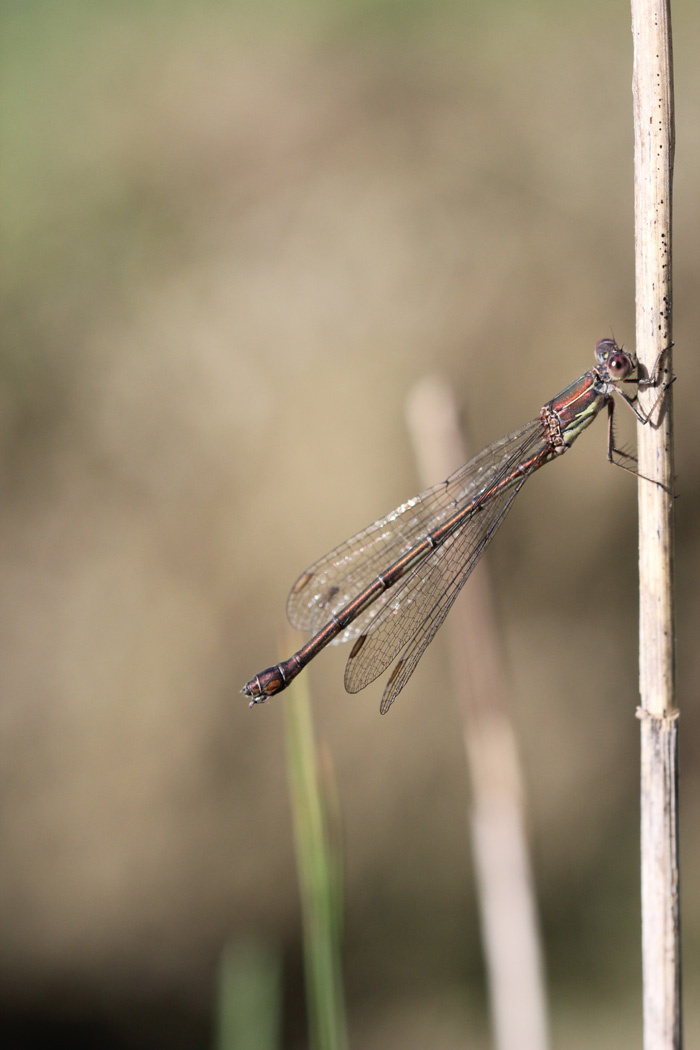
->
[630,1,681,1047]
[406,379,549,1050]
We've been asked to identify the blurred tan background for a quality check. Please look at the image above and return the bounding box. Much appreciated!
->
[1,2,699,1047]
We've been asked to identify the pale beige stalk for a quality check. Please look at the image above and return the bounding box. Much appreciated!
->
[406,378,549,1050]
[631,0,681,1046]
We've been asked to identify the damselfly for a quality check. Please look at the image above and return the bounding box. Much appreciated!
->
[243,339,669,714]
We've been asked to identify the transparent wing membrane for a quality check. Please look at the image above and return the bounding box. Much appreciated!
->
[378,482,525,713]
[345,473,528,702]
[286,419,543,646]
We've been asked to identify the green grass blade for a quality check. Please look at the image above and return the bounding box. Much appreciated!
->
[216,939,282,1050]
[283,657,348,1050]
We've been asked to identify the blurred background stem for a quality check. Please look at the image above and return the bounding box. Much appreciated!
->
[406,378,549,1050]
[283,648,348,1050]
[216,940,282,1050]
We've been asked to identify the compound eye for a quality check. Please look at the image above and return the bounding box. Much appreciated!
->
[607,351,632,379]
[595,338,616,363]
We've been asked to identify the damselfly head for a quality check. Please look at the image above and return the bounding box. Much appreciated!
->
[595,338,636,381]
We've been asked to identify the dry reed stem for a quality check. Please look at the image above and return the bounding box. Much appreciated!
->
[630,0,681,1046]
